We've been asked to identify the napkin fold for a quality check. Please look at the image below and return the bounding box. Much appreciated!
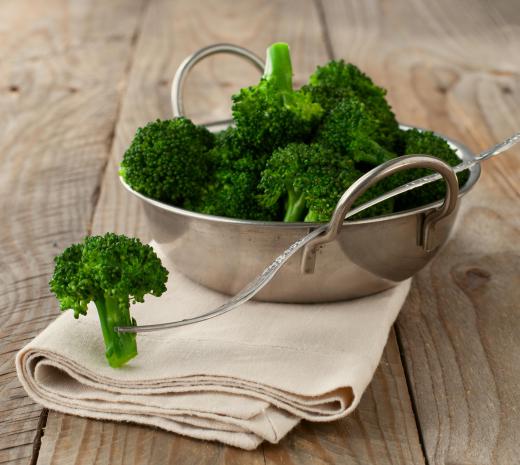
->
[16,246,411,449]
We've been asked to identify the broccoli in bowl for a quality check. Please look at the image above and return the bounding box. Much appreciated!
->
[120,42,469,223]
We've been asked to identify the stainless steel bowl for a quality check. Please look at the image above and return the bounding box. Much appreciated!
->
[121,44,480,302]
[121,129,479,303]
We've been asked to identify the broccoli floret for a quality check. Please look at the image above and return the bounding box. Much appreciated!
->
[259,143,317,222]
[303,60,399,151]
[120,118,215,207]
[317,97,395,168]
[232,42,323,154]
[389,129,469,211]
[201,156,275,220]
[302,155,360,223]
[259,143,393,222]
[49,233,168,368]
[194,128,278,220]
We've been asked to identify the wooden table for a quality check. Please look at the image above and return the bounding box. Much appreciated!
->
[1,1,519,464]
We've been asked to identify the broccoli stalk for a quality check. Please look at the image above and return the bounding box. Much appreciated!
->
[303,208,324,223]
[284,185,307,222]
[94,295,137,368]
[49,233,169,368]
[263,44,320,123]
[263,43,293,93]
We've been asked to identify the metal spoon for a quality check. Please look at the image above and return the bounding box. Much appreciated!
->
[117,132,519,334]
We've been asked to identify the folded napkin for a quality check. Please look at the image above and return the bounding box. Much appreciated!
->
[17,246,411,450]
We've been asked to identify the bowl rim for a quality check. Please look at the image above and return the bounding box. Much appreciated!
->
[120,124,481,228]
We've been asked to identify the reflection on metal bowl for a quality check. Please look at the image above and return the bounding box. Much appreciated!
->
[121,126,480,303]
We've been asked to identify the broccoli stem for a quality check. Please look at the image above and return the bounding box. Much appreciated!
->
[284,187,307,222]
[263,42,293,93]
[304,209,320,223]
[94,295,137,368]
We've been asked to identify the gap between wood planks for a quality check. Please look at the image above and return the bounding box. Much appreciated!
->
[314,0,431,462]
[394,324,430,463]
[29,410,48,465]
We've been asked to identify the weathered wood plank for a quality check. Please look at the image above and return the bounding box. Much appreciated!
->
[35,0,424,463]
[321,0,520,464]
[0,0,146,464]
[0,0,145,63]
[38,414,266,465]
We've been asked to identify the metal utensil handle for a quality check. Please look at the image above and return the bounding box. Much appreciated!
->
[116,224,328,333]
[301,154,459,273]
[171,44,265,119]
[117,154,455,334]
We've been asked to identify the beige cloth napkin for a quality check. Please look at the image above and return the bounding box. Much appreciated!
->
[16,246,411,450]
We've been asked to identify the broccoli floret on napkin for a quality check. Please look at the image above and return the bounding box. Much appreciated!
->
[49,233,168,368]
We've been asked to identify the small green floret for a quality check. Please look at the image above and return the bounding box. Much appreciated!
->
[259,143,317,222]
[303,60,400,151]
[259,143,392,223]
[120,117,215,206]
[232,42,323,154]
[388,129,469,211]
[49,233,169,368]
[191,127,278,220]
[317,97,395,167]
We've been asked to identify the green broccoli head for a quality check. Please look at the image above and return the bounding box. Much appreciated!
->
[232,43,323,154]
[301,158,360,223]
[303,60,400,151]
[389,128,469,211]
[317,97,395,167]
[49,233,169,368]
[259,142,312,222]
[120,117,215,207]
[194,128,278,221]
[260,142,395,223]
[201,159,272,220]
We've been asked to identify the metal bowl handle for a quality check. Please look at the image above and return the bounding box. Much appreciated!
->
[301,154,460,273]
[171,44,265,119]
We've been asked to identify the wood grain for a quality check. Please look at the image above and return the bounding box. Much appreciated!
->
[321,0,520,463]
[37,415,266,465]
[35,0,424,464]
[0,1,146,464]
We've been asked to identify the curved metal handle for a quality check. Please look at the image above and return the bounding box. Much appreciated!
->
[301,155,460,273]
[171,43,265,119]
